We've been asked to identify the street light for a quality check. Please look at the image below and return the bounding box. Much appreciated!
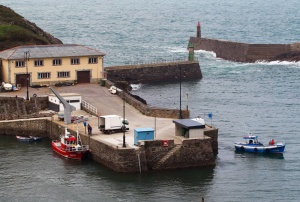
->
[115,80,128,148]
[179,66,183,119]
[24,51,30,100]
[122,89,126,147]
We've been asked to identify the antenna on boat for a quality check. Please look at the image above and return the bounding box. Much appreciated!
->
[76,122,79,146]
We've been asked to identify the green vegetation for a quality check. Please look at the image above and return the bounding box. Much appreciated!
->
[0,24,49,50]
[0,5,61,51]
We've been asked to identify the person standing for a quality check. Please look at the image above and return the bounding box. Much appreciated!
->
[87,124,92,135]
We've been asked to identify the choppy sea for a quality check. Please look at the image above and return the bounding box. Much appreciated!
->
[1,0,300,201]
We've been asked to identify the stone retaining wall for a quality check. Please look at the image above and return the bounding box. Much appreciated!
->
[0,96,49,120]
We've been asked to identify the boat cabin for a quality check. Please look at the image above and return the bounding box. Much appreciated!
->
[243,135,259,144]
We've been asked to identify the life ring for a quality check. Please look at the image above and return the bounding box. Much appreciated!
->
[241,146,244,151]
[254,148,258,152]
[33,93,37,97]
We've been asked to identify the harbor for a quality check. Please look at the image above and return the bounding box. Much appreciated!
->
[0,83,218,172]
[1,0,299,201]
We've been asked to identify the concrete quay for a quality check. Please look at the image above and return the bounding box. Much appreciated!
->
[0,83,218,172]
[0,83,182,145]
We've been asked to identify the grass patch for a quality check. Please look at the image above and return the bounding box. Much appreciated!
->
[0,5,56,51]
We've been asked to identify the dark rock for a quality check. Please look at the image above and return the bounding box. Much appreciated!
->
[273,51,300,61]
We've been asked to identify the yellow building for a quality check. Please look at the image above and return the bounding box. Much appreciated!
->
[0,44,106,87]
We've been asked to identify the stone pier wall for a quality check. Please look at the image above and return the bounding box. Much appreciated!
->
[204,128,219,155]
[189,36,296,63]
[0,118,50,137]
[0,119,217,173]
[105,61,202,83]
[140,138,215,171]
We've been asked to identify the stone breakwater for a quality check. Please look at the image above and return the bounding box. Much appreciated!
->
[105,60,202,84]
[189,37,300,63]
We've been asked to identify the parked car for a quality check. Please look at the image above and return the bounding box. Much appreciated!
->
[58,114,85,123]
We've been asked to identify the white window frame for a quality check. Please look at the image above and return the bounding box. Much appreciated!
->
[88,57,98,64]
[53,59,62,66]
[34,60,44,67]
[15,61,25,67]
[71,58,80,65]
[37,72,50,79]
[57,71,70,78]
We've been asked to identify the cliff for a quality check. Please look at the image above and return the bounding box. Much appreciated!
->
[0,5,62,51]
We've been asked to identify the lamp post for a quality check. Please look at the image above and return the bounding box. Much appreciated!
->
[24,51,30,100]
[116,80,127,148]
[179,66,182,119]
[122,89,126,147]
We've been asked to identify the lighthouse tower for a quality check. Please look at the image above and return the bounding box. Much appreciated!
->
[197,21,201,38]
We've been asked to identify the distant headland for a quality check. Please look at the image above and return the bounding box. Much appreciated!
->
[0,5,62,51]
[189,22,300,62]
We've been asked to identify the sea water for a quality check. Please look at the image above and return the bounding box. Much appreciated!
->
[1,0,300,201]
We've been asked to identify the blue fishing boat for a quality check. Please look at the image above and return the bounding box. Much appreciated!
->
[234,135,285,154]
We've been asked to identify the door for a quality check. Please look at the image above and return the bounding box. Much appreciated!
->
[77,71,90,83]
[16,74,30,87]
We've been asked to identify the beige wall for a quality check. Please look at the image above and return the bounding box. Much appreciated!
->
[2,60,9,83]
[2,56,103,85]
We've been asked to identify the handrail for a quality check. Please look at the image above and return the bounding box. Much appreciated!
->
[82,100,97,115]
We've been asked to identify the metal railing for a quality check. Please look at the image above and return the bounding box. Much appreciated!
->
[81,100,97,115]
[113,57,198,66]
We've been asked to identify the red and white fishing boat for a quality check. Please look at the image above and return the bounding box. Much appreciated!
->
[52,127,89,160]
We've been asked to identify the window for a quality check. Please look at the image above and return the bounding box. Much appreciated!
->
[53,59,62,66]
[34,60,44,66]
[57,71,70,78]
[15,61,25,67]
[69,100,80,103]
[71,58,80,65]
[88,57,98,64]
[37,72,50,79]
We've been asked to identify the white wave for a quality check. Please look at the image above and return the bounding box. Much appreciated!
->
[130,83,142,91]
[196,50,217,57]
[169,47,188,53]
[255,60,300,66]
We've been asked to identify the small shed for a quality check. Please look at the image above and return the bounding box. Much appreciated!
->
[173,119,205,139]
[134,127,155,145]
[48,93,81,112]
